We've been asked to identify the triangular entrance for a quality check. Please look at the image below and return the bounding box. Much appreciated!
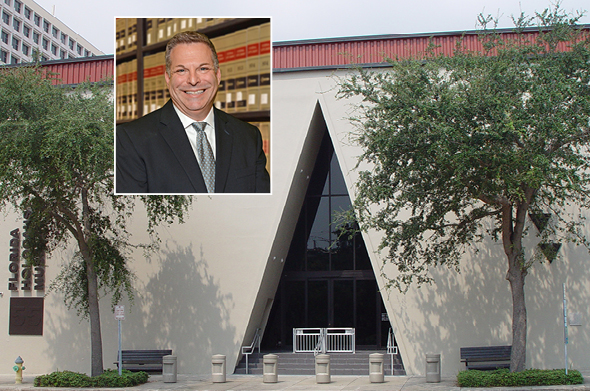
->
[262,115,390,350]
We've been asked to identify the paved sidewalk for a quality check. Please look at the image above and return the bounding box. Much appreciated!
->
[1,373,588,391]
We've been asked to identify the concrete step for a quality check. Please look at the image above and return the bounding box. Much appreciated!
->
[234,351,406,376]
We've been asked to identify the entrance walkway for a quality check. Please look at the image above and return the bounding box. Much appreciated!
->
[1,373,588,391]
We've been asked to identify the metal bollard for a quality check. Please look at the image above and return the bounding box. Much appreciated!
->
[211,354,226,383]
[426,354,441,383]
[369,353,385,383]
[262,354,278,383]
[162,355,177,383]
[315,354,331,384]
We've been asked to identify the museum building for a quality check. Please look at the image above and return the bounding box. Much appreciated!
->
[1,26,589,377]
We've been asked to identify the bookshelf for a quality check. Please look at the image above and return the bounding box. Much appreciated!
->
[116,17,271,172]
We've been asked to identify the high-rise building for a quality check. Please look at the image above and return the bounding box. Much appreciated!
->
[0,0,103,65]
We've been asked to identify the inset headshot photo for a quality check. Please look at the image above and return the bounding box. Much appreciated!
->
[115,18,271,194]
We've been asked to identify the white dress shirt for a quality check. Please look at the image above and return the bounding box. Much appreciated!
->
[172,105,217,162]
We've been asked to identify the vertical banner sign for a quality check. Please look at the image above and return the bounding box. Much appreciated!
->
[7,209,47,336]
[8,228,20,290]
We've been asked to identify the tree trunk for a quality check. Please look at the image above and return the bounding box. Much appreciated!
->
[502,198,531,372]
[85,252,104,376]
[508,266,527,372]
[80,188,103,377]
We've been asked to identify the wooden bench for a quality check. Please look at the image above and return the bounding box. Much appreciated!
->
[115,349,172,373]
[460,345,511,370]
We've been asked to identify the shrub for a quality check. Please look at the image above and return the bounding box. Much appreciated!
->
[34,369,149,387]
[457,368,584,387]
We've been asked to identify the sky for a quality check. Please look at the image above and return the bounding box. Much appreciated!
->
[34,0,590,55]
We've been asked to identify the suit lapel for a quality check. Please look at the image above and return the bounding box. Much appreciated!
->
[214,108,233,193]
[158,101,208,192]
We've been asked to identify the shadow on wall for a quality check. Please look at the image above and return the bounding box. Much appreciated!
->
[394,241,513,375]
[42,292,92,373]
[526,242,590,370]
[43,242,236,375]
[125,243,236,374]
[395,230,590,375]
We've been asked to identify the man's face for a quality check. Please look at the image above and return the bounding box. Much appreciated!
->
[165,42,221,121]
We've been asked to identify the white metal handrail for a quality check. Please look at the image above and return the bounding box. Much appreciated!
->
[387,328,398,375]
[241,328,261,374]
[293,328,355,354]
[313,329,326,356]
[326,328,355,353]
[293,328,323,353]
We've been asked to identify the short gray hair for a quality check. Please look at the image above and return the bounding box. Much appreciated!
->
[165,31,219,76]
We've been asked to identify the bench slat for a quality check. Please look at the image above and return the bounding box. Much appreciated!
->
[115,349,172,373]
[460,346,511,371]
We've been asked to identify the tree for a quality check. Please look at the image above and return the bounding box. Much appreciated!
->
[337,6,590,372]
[0,66,191,376]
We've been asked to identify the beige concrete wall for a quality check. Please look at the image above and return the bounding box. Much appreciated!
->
[301,70,590,376]
[1,68,588,378]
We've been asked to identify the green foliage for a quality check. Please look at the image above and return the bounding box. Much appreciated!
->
[0,65,191,314]
[0,64,192,374]
[457,369,583,387]
[337,5,590,292]
[34,369,149,387]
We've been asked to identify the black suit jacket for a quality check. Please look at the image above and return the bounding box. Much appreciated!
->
[116,101,270,193]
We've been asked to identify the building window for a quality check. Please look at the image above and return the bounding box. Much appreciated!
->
[4,0,10,6]
[76,43,82,55]
[22,42,28,55]
[12,17,19,32]
[60,32,66,44]
[68,37,74,50]
[11,36,19,50]
[59,48,65,59]
[42,37,48,50]
[51,43,57,55]
[33,13,40,26]
[2,11,10,25]
[43,19,49,33]
[84,49,90,57]
[10,54,18,64]
[24,6,30,19]
[51,26,58,38]
[0,49,7,63]
[13,0,20,13]
[22,23,29,37]
[32,30,39,44]
[41,55,47,61]
[1,29,8,44]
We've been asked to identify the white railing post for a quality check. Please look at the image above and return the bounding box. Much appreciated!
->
[242,328,261,374]
[294,327,356,354]
[387,328,398,375]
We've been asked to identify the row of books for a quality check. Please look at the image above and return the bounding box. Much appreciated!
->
[212,22,271,113]
[116,22,270,121]
[116,18,234,54]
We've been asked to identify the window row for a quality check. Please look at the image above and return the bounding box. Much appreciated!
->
[0,47,46,64]
[4,0,39,28]
[1,6,89,56]
[1,29,88,60]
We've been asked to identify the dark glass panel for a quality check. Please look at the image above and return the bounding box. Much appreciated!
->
[308,280,328,327]
[354,232,372,271]
[285,280,306,330]
[356,280,378,346]
[333,280,354,327]
[307,197,330,271]
[330,153,347,195]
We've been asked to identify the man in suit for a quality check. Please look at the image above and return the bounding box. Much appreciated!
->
[116,31,270,193]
